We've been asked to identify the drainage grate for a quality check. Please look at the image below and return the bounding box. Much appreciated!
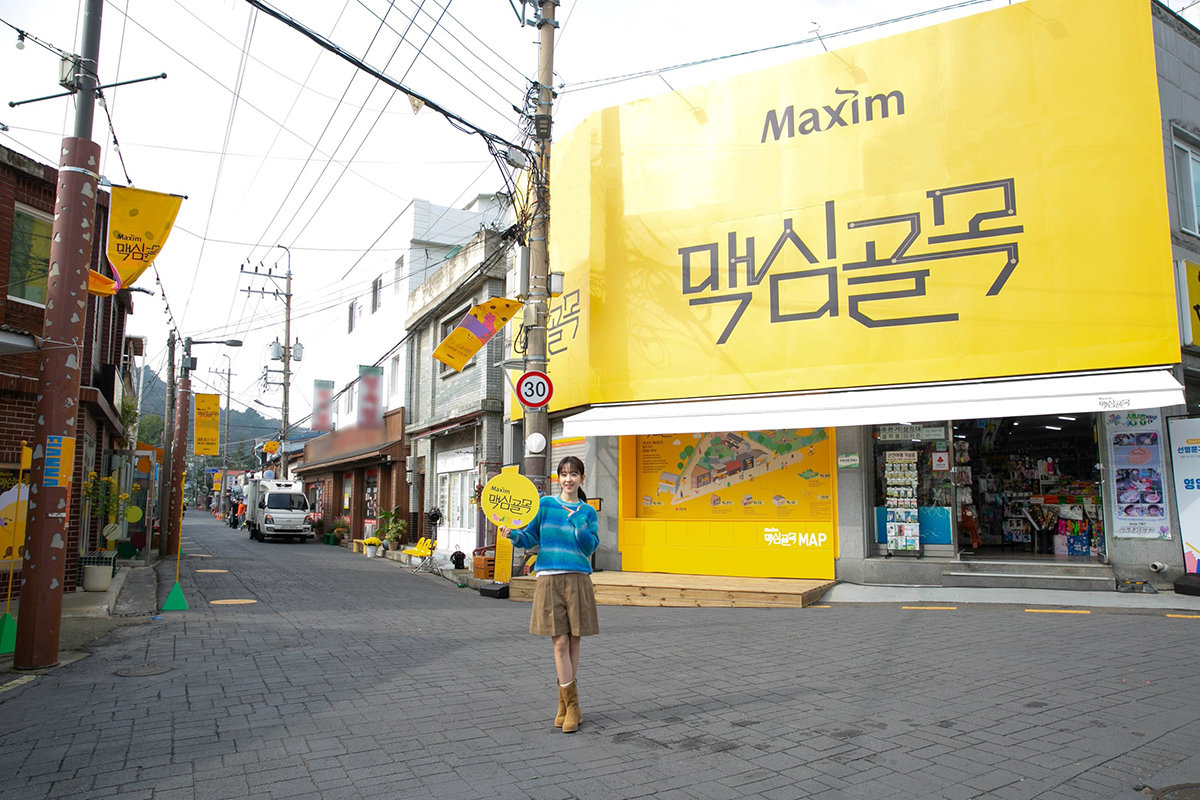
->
[1135,784,1200,799]
[113,663,171,677]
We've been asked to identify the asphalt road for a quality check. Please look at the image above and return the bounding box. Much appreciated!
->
[1,512,1199,799]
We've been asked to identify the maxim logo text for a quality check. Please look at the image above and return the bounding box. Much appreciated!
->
[761,88,905,143]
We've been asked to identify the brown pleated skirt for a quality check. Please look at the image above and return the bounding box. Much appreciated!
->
[529,572,599,637]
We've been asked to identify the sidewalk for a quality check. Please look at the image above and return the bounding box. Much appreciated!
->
[821,582,1200,610]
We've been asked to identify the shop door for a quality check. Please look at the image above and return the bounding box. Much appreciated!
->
[436,470,474,555]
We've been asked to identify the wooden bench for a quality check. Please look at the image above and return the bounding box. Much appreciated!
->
[351,538,366,554]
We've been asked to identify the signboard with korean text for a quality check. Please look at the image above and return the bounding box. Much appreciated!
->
[546,0,1174,411]
[1168,417,1200,571]
[1107,412,1171,540]
[194,393,220,456]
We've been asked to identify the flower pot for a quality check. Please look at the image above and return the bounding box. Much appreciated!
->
[82,565,112,592]
[387,540,400,551]
[365,545,379,558]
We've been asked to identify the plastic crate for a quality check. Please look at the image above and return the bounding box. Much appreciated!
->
[473,555,495,580]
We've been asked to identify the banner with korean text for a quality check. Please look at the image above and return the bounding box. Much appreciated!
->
[194,394,220,456]
[106,186,183,291]
[312,380,334,432]
[1168,417,1200,571]
[357,366,383,428]
[547,0,1175,409]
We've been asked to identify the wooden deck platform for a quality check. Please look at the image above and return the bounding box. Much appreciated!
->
[509,571,834,608]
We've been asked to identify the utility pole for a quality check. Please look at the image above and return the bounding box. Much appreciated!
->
[167,338,194,560]
[242,248,297,480]
[159,331,176,552]
[16,0,104,669]
[522,0,557,495]
[210,358,234,516]
[279,245,292,480]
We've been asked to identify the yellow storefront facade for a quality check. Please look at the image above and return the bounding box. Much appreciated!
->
[522,0,1185,583]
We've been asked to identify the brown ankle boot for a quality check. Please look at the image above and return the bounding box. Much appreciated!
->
[554,684,567,728]
[561,680,581,733]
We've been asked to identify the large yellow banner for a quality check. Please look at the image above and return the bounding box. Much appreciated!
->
[107,186,183,291]
[549,0,1175,409]
[194,393,220,456]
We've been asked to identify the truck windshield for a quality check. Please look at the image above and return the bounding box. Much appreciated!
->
[266,493,308,511]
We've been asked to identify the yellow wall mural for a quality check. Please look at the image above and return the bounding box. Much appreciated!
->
[620,430,837,579]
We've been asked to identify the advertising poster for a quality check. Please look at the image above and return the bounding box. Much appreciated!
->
[193,393,220,456]
[628,429,835,578]
[1107,412,1171,540]
[1167,417,1200,571]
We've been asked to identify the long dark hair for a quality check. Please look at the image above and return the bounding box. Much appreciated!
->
[558,455,587,502]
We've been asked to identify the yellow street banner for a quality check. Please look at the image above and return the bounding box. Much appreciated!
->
[433,297,523,372]
[106,186,183,291]
[548,0,1175,408]
[213,471,223,492]
[194,393,220,456]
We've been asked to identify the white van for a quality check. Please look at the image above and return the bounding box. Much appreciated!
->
[245,479,312,543]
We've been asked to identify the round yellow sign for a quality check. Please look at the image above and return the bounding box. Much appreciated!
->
[481,472,541,528]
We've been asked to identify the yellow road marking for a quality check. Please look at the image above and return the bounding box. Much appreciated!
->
[210,599,256,605]
[1166,613,1200,619]
[902,606,957,610]
[1025,608,1089,614]
[0,675,36,694]
[808,604,831,608]
[195,569,228,573]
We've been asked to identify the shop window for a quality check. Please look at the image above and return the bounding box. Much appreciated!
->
[439,306,472,374]
[871,424,954,554]
[364,471,378,520]
[9,204,51,306]
[389,354,401,398]
[1174,136,1200,235]
[342,474,352,514]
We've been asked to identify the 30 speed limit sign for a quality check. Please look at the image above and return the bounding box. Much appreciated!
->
[516,370,553,408]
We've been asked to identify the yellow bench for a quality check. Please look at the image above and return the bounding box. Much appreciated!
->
[401,537,437,573]
[351,538,366,554]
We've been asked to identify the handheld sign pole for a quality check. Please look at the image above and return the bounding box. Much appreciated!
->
[481,472,540,584]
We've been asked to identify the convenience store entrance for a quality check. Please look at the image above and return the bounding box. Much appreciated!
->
[951,415,1105,559]
[870,415,1107,560]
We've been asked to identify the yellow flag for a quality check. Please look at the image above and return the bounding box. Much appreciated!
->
[107,186,183,290]
[432,297,523,372]
[87,270,118,296]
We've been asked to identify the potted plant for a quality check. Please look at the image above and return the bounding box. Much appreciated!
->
[377,506,408,549]
[363,536,382,558]
[330,517,350,545]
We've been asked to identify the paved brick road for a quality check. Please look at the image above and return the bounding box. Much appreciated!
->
[1,512,1198,799]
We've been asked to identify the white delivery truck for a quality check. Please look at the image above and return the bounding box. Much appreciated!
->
[244,478,312,543]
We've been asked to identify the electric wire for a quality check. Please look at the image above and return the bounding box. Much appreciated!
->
[559,0,1003,94]
[274,0,451,253]
[248,0,426,260]
[180,9,257,323]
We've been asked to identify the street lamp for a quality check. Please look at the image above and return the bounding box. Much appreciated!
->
[166,337,242,558]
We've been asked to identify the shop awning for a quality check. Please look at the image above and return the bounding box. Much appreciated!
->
[561,368,1185,437]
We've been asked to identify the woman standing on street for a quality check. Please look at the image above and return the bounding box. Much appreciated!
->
[503,456,599,733]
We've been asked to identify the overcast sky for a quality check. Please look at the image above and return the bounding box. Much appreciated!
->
[2,0,1196,425]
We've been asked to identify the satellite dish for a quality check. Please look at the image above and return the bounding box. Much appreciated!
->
[263,469,275,480]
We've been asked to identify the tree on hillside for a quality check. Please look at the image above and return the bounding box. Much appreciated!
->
[138,414,164,447]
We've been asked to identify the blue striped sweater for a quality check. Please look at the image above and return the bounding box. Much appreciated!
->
[506,496,599,573]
